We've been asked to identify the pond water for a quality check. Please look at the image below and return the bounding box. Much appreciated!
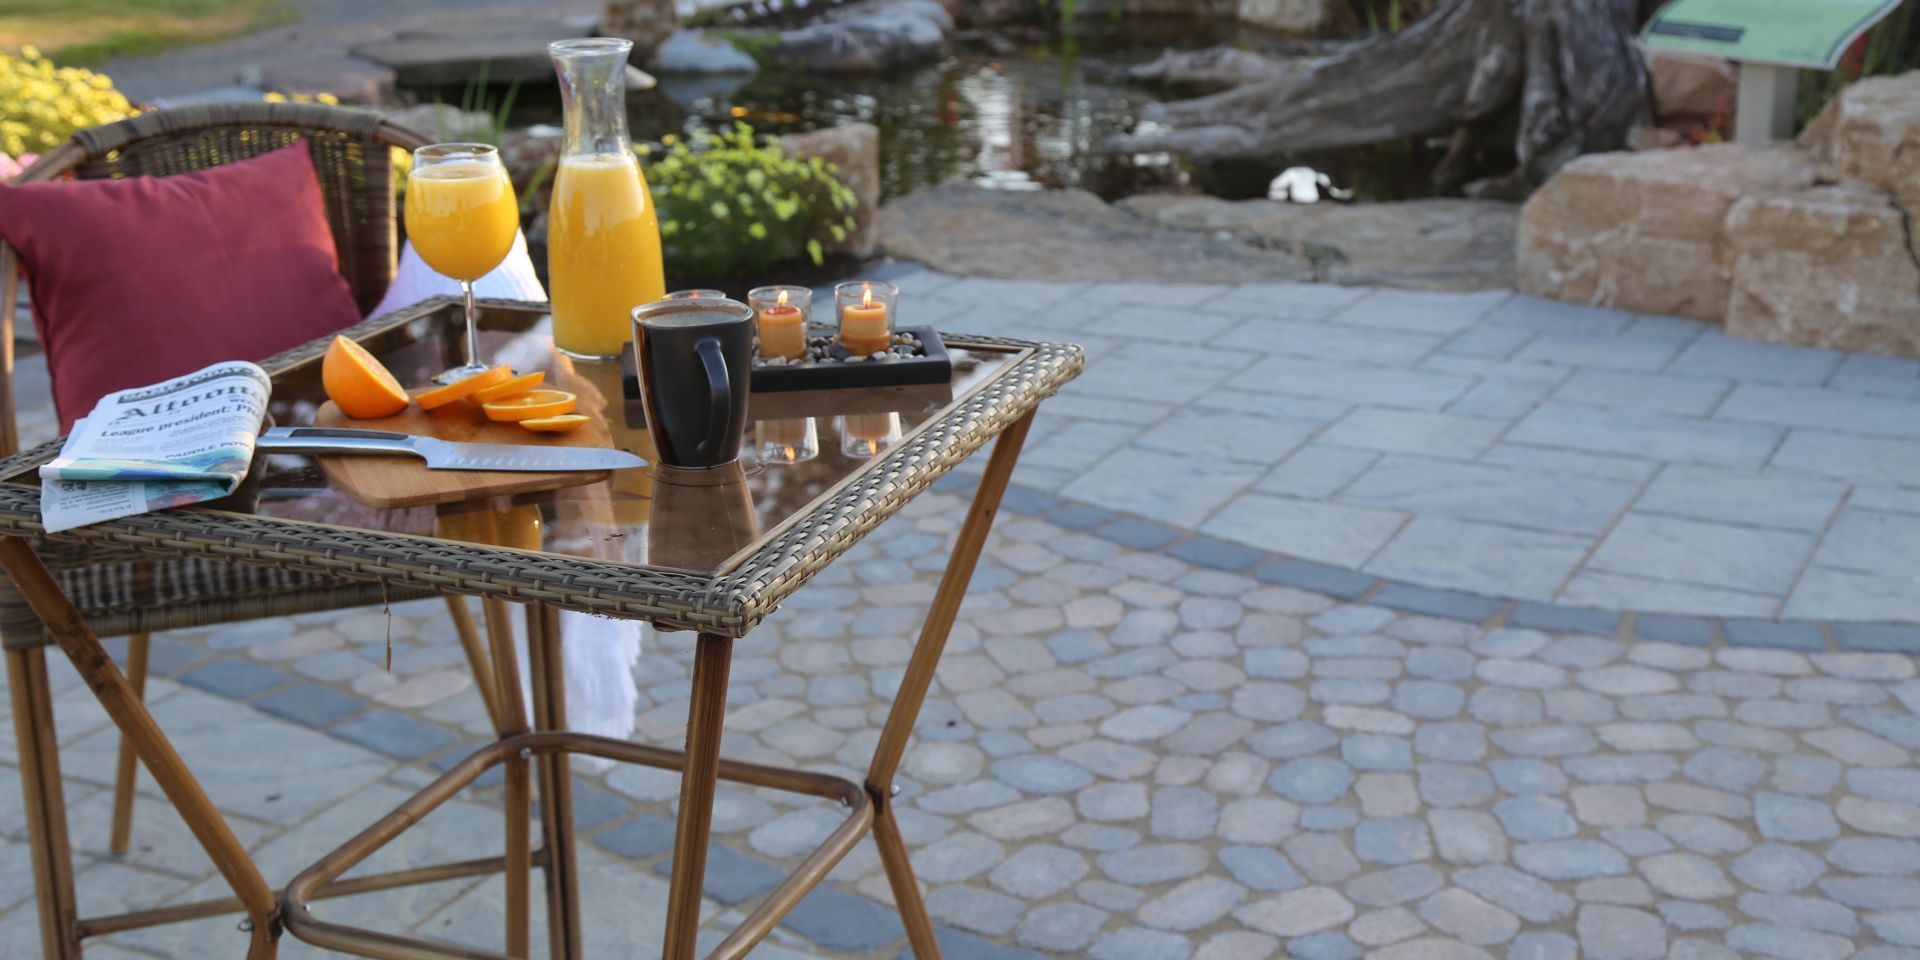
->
[506,19,1461,205]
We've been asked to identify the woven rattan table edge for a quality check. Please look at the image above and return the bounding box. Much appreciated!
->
[0,302,1084,636]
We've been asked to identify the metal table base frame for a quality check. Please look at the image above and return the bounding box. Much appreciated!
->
[0,543,545,958]
[276,410,1037,960]
[0,408,1035,959]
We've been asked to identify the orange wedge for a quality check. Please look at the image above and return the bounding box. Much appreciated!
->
[471,370,547,404]
[520,414,590,433]
[415,365,514,410]
[482,389,578,422]
[322,336,410,419]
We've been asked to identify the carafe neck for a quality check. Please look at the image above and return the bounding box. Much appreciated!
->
[550,38,634,158]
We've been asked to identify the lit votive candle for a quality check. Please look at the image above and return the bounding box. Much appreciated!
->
[838,411,901,460]
[749,285,811,360]
[664,288,728,300]
[756,417,819,465]
[835,280,897,357]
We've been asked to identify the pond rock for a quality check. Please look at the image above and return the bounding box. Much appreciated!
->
[259,53,396,104]
[876,184,1312,283]
[1121,194,1518,292]
[353,18,654,92]
[774,0,952,74]
[649,29,759,75]
[601,0,678,61]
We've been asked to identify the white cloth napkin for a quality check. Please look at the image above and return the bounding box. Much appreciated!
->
[366,230,548,320]
[493,608,645,774]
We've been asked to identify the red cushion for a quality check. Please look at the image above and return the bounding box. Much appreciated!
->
[0,140,362,432]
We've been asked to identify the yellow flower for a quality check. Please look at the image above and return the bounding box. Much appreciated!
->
[748,223,767,239]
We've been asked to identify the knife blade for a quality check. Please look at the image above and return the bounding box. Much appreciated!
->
[258,426,647,472]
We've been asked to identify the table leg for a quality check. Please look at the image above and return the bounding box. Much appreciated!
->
[663,632,733,960]
[109,630,150,856]
[483,597,532,959]
[866,410,1034,959]
[0,537,280,957]
[8,646,79,960]
[526,603,582,960]
[448,597,503,732]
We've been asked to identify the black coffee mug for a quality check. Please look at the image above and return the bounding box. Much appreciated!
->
[631,297,754,469]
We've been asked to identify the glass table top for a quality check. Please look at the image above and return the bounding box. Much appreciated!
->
[240,302,1022,576]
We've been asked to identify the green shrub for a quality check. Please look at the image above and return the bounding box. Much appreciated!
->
[0,46,136,158]
[640,122,859,279]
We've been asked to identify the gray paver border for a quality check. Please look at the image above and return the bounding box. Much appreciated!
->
[952,473,1920,654]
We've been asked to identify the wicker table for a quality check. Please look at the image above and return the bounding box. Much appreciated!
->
[0,297,1082,960]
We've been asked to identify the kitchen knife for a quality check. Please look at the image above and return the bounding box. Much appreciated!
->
[258,426,648,472]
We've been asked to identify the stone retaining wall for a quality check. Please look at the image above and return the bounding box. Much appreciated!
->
[1517,71,1920,358]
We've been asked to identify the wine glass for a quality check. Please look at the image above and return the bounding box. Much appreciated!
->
[405,143,520,383]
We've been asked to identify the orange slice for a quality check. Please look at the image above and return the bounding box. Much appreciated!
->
[322,336,410,419]
[414,365,514,410]
[519,414,590,433]
[471,370,547,404]
[482,389,578,422]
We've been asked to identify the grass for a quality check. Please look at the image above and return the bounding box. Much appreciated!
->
[0,0,295,65]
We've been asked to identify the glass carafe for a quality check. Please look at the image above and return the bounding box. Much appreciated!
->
[547,38,666,361]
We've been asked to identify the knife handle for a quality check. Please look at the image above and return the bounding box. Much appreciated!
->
[258,426,420,457]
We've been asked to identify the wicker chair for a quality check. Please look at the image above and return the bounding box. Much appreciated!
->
[0,103,497,957]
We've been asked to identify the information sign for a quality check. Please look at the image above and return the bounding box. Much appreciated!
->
[1642,0,1904,69]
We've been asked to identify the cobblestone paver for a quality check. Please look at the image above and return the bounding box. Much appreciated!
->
[3,486,1915,958]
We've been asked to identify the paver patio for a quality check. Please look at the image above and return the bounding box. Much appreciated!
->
[2,279,1917,958]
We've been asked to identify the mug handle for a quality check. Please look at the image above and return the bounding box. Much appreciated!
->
[694,337,731,458]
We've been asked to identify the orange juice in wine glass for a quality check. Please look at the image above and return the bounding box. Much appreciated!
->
[406,143,519,382]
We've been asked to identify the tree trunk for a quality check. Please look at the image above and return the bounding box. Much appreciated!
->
[1110,0,1649,196]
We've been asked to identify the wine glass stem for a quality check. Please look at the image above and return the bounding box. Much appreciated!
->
[461,280,481,369]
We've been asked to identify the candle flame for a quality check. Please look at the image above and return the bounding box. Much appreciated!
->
[862,285,874,308]
[777,288,789,308]
[781,446,798,463]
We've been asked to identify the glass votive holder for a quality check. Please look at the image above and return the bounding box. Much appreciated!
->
[834,280,898,357]
[756,417,819,465]
[838,412,901,460]
[663,288,728,301]
[748,285,812,361]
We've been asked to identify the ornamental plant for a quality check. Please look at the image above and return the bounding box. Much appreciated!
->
[640,122,859,279]
[0,46,137,159]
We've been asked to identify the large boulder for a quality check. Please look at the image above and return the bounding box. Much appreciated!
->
[1516,143,1815,322]
[779,123,881,257]
[1801,70,1920,238]
[1642,47,1733,118]
[1122,194,1518,291]
[1726,184,1920,356]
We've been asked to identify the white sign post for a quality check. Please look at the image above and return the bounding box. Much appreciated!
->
[1734,63,1801,144]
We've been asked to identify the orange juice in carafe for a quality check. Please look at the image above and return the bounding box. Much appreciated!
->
[548,153,665,359]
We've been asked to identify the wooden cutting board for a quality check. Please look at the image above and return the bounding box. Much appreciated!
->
[311,390,623,509]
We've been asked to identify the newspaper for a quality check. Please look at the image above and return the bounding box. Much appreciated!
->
[39,361,271,533]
